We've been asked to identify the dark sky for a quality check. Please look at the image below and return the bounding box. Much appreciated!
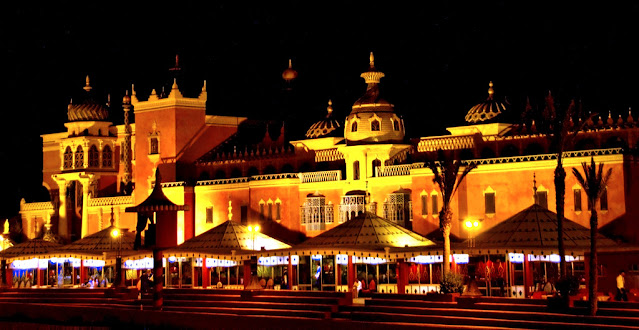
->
[3,1,639,219]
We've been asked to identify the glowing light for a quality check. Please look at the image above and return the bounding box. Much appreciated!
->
[509,253,525,263]
[473,221,479,227]
[168,256,177,263]
[451,254,469,264]
[111,228,120,238]
[465,221,473,228]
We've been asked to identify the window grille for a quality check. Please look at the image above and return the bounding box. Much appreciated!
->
[102,145,112,168]
[339,195,366,223]
[383,192,412,227]
[371,120,380,131]
[351,121,358,132]
[75,146,84,168]
[149,137,159,155]
[63,147,73,169]
[88,145,99,167]
[300,196,327,231]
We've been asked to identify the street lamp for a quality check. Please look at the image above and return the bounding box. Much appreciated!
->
[465,219,481,248]
[247,225,260,251]
[111,228,123,287]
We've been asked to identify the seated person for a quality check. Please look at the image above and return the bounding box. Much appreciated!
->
[368,278,377,293]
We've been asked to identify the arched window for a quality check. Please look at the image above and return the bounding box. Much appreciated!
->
[371,120,380,131]
[353,161,360,181]
[63,147,73,169]
[102,145,112,168]
[371,159,381,177]
[75,146,84,168]
[88,145,99,167]
[351,121,358,132]
[149,137,159,155]
[393,120,400,131]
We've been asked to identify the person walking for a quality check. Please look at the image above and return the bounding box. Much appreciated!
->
[616,270,628,301]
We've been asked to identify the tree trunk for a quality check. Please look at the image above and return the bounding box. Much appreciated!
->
[443,224,451,275]
[589,208,598,316]
[441,207,453,276]
[555,164,567,279]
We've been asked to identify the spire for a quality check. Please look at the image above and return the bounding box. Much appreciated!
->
[109,206,115,227]
[228,200,233,221]
[487,81,494,100]
[198,80,207,101]
[326,99,333,118]
[169,54,181,72]
[131,84,139,104]
[83,75,92,92]
[3,219,8,235]
[168,78,183,99]
[360,52,385,85]
[282,58,298,82]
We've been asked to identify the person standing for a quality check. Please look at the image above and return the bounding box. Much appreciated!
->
[616,270,628,301]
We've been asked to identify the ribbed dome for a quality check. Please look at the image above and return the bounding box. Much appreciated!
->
[305,100,342,139]
[67,76,109,122]
[465,81,507,123]
[345,53,404,144]
[282,59,298,81]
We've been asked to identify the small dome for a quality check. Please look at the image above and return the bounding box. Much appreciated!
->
[465,81,508,123]
[67,76,109,122]
[282,59,298,81]
[305,100,342,139]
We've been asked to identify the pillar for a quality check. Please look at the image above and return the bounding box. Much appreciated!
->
[80,260,87,285]
[523,255,532,298]
[6,266,13,288]
[202,257,209,289]
[0,260,6,287]
[81,179,90,238]
[347,255,354,290]
[397,259,408,295]
[153,249,164,310]
[287,256,293,289]
[243,260,251,289]
[38,268,44,287]
[184,187,195,241]
[57,180,68,238]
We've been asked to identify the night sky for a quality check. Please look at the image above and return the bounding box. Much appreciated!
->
[3,1,639,219]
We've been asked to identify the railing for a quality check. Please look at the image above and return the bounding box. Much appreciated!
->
[20,201,54,212]
[376,163,425,177]
[418,135,475,152]
[88,195,133,207]
[196,177,250,186]
[161,181,186,188]
[314,148,344,162]
[251,173,298,181]
[299,170,342,183]
[465,148,623,166]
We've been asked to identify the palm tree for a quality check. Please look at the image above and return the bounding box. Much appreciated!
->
[427,151,477,275]
[572,157,612,316]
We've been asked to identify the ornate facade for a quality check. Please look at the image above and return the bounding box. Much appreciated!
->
[19,54,639,252]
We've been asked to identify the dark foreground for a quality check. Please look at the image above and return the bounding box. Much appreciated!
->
[1,288,639,329]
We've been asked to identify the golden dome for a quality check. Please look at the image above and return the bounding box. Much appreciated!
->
[306,99,342,139]
[345,53,404,145]
[282,59,298,81]
[465,81,507,123]
[67,76,109,122]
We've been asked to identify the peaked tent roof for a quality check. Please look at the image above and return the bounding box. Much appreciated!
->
[165,220,291,258]
[455,204,619,254]
[125,169,188,213]
[295,212,435,251]
[0,239,62,261]
[52,225,138,258]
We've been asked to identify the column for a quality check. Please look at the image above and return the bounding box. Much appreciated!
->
[183,187,195,241]
[347,255,354,290]
[202,258,209,289]
[153,249,164,310]
[56,179,68,238]
[287,256,293,290]
[397,259,408,295]
[243,260,251,289]
[523,255,532,298]
[80,178,91,238]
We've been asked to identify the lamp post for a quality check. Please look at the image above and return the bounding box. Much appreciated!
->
[246,224,261,290]
[465,219,481,248]
[111,228,123,287]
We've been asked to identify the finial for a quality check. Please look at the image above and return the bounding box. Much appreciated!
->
[228,200,233,221]
[175,54,179,67]
[628,107,634,123]
[198,80,208,101]
[607,110,614,125]
[326,99,333,117]
[3,219,9,235]
[107,93,111,107]
[288,58,293,68]
[369,52,375,68]
[168,78,183,99]
[110,205,115,227]
[83,75,92,92]
[487,81,494,99]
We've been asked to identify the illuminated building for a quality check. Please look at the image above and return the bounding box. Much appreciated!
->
[15,53,639,293]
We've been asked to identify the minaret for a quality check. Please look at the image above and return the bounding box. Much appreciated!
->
[121,90,133,193]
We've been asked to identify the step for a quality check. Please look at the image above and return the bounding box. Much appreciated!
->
[162,305,328,319]
[163,299,335,312]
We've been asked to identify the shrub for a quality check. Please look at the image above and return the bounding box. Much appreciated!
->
[556,276,580,297]
[440,272,464,294]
